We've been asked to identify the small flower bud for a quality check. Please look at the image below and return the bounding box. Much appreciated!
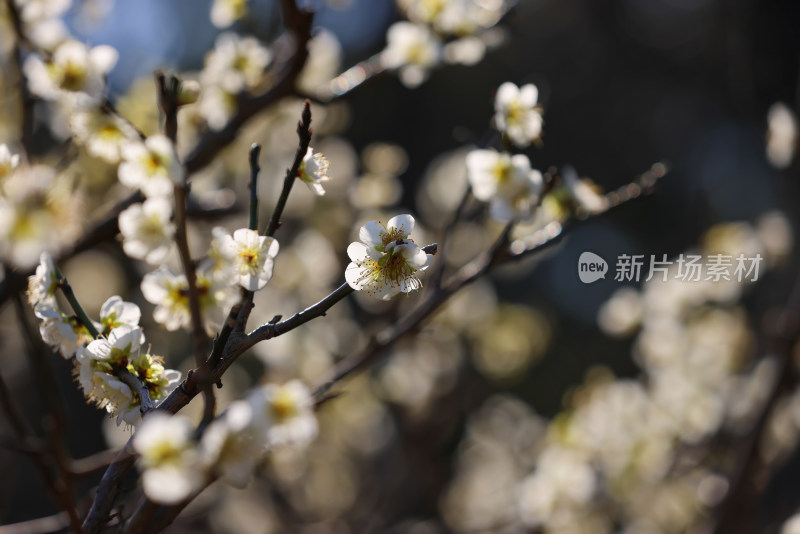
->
[177,80,201,106]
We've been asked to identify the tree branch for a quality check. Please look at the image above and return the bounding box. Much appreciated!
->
[263,99,312,237]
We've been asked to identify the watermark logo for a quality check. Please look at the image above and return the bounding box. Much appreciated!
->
[577,252,763,284]
[578,252,608,284]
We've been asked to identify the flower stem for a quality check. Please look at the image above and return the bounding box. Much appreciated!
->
[54,264,100,339]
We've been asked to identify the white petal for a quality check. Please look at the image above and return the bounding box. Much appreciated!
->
[347,241,369,263]
[387,214,414,237]
[519,84,539,107]
[89,45,118,73]
[495,82,519,108]
[359,221,384,249]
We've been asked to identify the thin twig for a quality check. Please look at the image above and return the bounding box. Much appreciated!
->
[207,144,263,371]
[54,264,101,339]
[248,143,261,231]
[263,100,312,237]
[157,71,215,428]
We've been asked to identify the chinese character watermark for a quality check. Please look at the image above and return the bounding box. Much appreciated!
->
[578,252,763,284]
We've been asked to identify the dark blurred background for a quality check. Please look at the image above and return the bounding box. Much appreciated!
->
[3,0,800,530]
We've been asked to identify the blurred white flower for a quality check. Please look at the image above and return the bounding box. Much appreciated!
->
[767,102,798,169]
[118,197,175,264]
[197,84,237,131]
[68,108,139,163]
[561,165,608,214]
[0,144,20,179]
[597,286,643,337]
[118,135,183,198]
[782,512,800,534]
[133,412,203,504]
[220,228,279,291]
[298,29,343,95]
[201,33,271,94]
[494,81,542,148]
[201,399,264,488]
[24,39,117,103]
[465,149,543,222]
[518,446,597,528]
[141,265,238,336]
[27,252,59,309]
[381,22,441,88]
[345,214,432,300]
[252,380,318,448]
[297,147,331,196]
[0,165,83,268]
[210,0,249,28]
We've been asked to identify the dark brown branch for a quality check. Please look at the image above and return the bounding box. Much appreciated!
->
[118,369,156,415]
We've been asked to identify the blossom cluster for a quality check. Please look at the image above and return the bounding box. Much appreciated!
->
[382,0,511,87]
[0,145,83,268]
[133,380,318,504]
[27,253,182,426]
[464,82,545,222]
[439,215,793,534]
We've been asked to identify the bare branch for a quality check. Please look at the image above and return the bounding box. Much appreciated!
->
[264,99,312,237]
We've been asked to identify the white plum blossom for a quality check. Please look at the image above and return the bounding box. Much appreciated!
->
[76,325,144,406]
[99,295,141,336]
[141,265,238,336]
[68,108,139,163]
[118,197,176,264]
[381,22,442,88]
[220,228,279,291]
[210,0,249,28]
[133,412,203,504]
[201,33,271,94]
[24,39,118,103]
[76,325,180,425]
[0,144,20,179]
[345,214,432,300]
[494,82,543,148]
[36,306,83,358]
[297,147,330,196]
[465,149,544,222]
[252,380,318,448]
[118,135,183,198]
